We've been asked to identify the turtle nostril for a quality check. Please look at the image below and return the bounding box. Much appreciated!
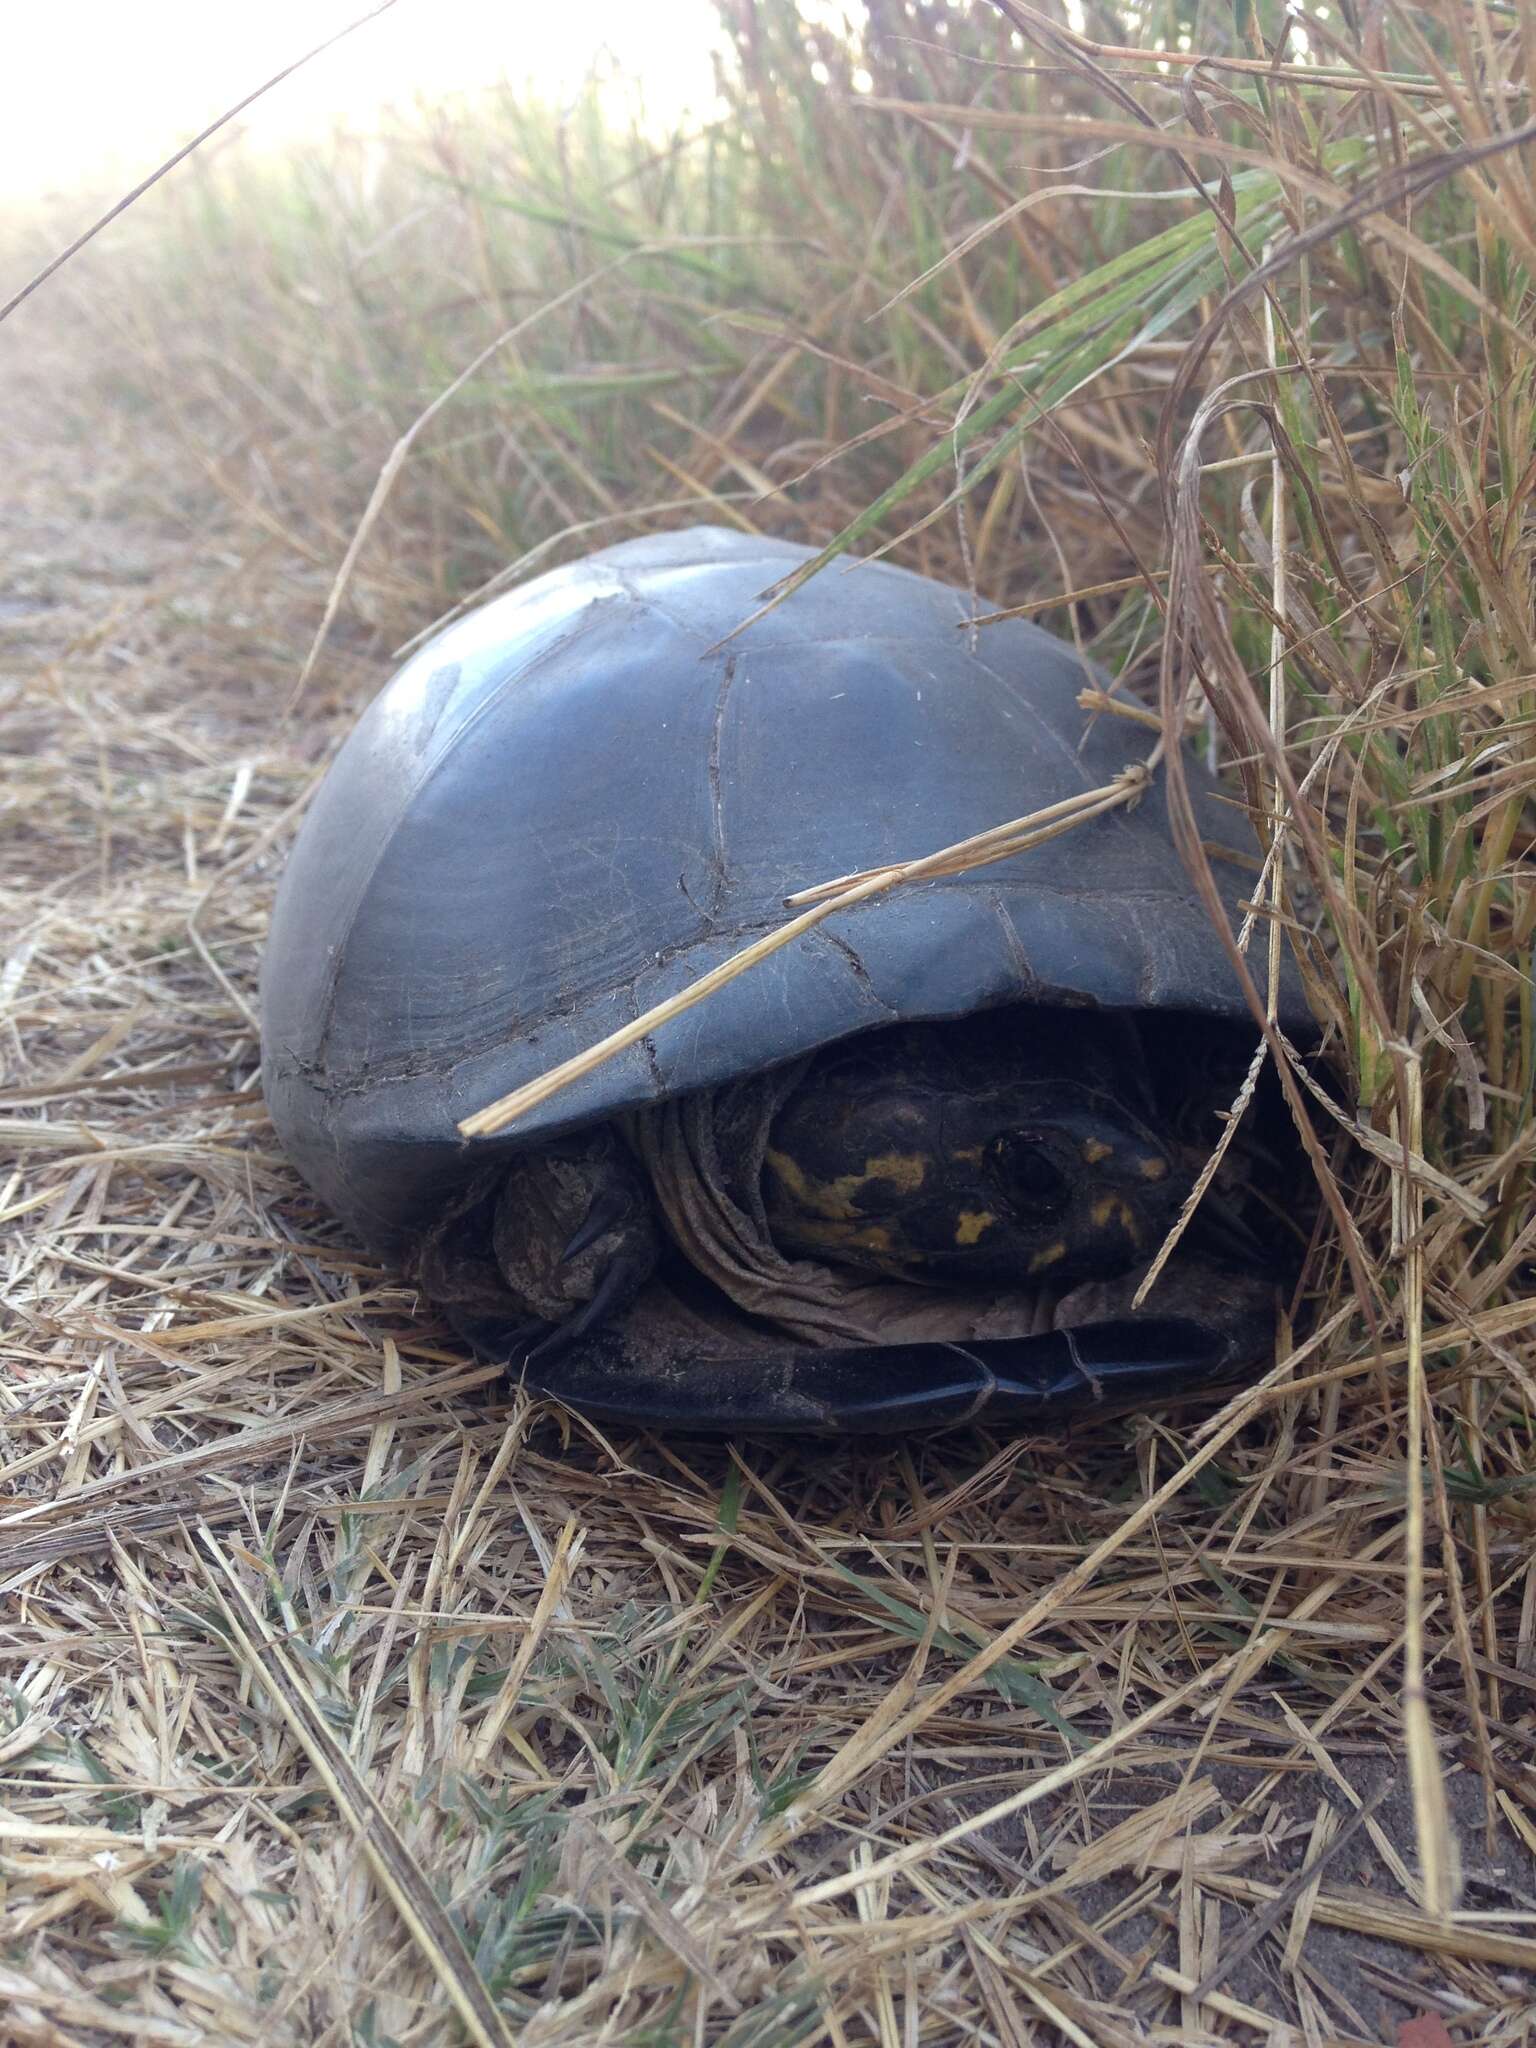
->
[985,1131,1069,1217]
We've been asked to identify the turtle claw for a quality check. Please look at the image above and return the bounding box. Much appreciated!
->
[523,1251,657,1371]
[559,1186,634,1265]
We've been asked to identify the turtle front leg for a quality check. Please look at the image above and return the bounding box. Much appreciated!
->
[491,1128,660,1360]
[410,1128,660,1366]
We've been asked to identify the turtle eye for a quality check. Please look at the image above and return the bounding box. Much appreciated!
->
[985,1131,1069,1216]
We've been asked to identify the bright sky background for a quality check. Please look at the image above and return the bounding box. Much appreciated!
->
[1,0,726,201]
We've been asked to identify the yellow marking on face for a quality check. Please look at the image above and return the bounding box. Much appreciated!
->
[765,1147,927,1222]
[1091,1193,1143,1243]
[764,1149,854,1220]
[1137,1154,1169,1181]
[1028,1239,1068,1272]
[856,1225,894,1252]
[954,1209,996,1247]
[952,1143,983,1165]
[784,1216,897,1255]
[1081,1136,1114,1165]
[864,1151,928,1193]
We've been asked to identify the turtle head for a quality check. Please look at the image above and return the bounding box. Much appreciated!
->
[762,1028,1184,1290]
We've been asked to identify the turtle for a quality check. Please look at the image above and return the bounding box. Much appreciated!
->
[261,526,1314,1434]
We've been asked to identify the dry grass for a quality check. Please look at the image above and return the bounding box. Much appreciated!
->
[3,1,1536,2040]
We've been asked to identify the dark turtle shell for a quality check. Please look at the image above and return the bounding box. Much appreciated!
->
[262,527,1309,1424]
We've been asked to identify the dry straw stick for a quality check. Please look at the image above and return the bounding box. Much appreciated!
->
[458,767,1147,1139]
[1192,1784,1389,2001]
[1400,1056,1457,1916]
[1135,254,1294,1305]
[1199,1870,1536,1973]
[0,1,400,328]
